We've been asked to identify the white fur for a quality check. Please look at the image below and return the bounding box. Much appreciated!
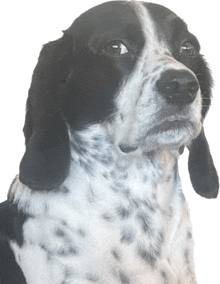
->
[9,123,196,283]
[8,2,200,283]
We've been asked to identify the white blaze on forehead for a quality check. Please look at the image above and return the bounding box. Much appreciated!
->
[108,2,167,146]
[131,2,194,70]
[130,1,161,47]
[107,1,202,151]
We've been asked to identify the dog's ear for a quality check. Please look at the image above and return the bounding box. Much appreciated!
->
[188,127,219,198]
[19,35,73,191]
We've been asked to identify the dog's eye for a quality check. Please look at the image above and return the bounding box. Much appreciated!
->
[180,41,197,56]
[105,42,128,56]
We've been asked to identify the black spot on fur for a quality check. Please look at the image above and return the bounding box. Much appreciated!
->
[91,153,113,166]
[166,175,172,182]
[160,270,168,280]
[150,233,164,257]
[55,228,66,238]
[152,193,157,200]
[77,228,86,237]
[110,181,126,193]
[136,212,153,236]
[151,247,161,258]
[120,113,124,121]
[138,247,157,269]
[187,231,192,239]
[110,170,118,179]
[119,271,130,284]
[102,172,109,179]
[64,267,74,279]
[92,142,102,149]
[70,140,88,156]
[120,229,135,244]
[142,200,156,212]
[184,248,190,264]
[142,175,147,183]
[158,232,164,244]
[86,274,99,282]
[117,206,131,219]
[61,220,67,225]
[91,135,101,141]
[112,249,121,261]
[122,172,128,179]
[102,213,114,222]
[40,244,48,252]
[58,246,78,256]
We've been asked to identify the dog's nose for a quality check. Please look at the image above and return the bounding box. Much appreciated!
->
[156,69,199,105]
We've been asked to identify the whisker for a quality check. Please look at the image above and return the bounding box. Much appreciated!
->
[201,90,208,95]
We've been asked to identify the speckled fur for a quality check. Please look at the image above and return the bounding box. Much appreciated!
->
[4,0,215,283]
[9,124,196,283]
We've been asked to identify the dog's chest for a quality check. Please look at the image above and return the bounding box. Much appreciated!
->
[11,150,178,284]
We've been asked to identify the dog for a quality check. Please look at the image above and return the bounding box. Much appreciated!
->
[0,1,219,283]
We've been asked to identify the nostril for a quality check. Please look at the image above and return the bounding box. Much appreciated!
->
[156,69,199,105]
[187,81,199,93]
[119,144,138,153]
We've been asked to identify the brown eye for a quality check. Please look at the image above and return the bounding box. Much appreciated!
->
[180,41,197,56]
[105,42,128,56]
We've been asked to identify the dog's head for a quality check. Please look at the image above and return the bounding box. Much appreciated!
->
[19,1,218,198]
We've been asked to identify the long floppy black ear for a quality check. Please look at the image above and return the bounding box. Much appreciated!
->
[188,128,219,198]
[19,35,73,191]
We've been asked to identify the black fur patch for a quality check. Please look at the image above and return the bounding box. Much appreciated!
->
[119,271,130,284]
[138,247,157,269]
[0,201,28,247]
[120,228,136,244]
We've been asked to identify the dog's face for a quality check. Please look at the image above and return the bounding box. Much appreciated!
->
[20,1,218,197]
[62,1,209,153]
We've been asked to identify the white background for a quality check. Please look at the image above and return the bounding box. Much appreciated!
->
[0,1,219,283]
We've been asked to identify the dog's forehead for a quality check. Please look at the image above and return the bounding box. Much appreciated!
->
[67,1,143,41]
[144,2,188,42]
[67,1,182,43]
[144,2,178,23]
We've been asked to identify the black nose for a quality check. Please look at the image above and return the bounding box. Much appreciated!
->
[156,70,199,105]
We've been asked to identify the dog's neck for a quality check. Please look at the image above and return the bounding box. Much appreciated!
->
[67,124,183,212]
[9,124,184,218]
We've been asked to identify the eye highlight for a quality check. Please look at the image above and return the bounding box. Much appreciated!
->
[105,42,129,56]
[180,41,198,56]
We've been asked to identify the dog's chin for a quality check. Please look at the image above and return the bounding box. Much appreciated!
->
[118,120,202,155]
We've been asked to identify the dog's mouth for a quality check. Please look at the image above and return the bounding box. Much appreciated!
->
[118,119,194,154]
[147,119,193,135]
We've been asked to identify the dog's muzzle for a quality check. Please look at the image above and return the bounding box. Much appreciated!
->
[118,69,200,154]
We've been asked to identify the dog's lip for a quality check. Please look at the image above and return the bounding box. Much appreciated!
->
[147,119,192,135]
[118,119,192,154]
